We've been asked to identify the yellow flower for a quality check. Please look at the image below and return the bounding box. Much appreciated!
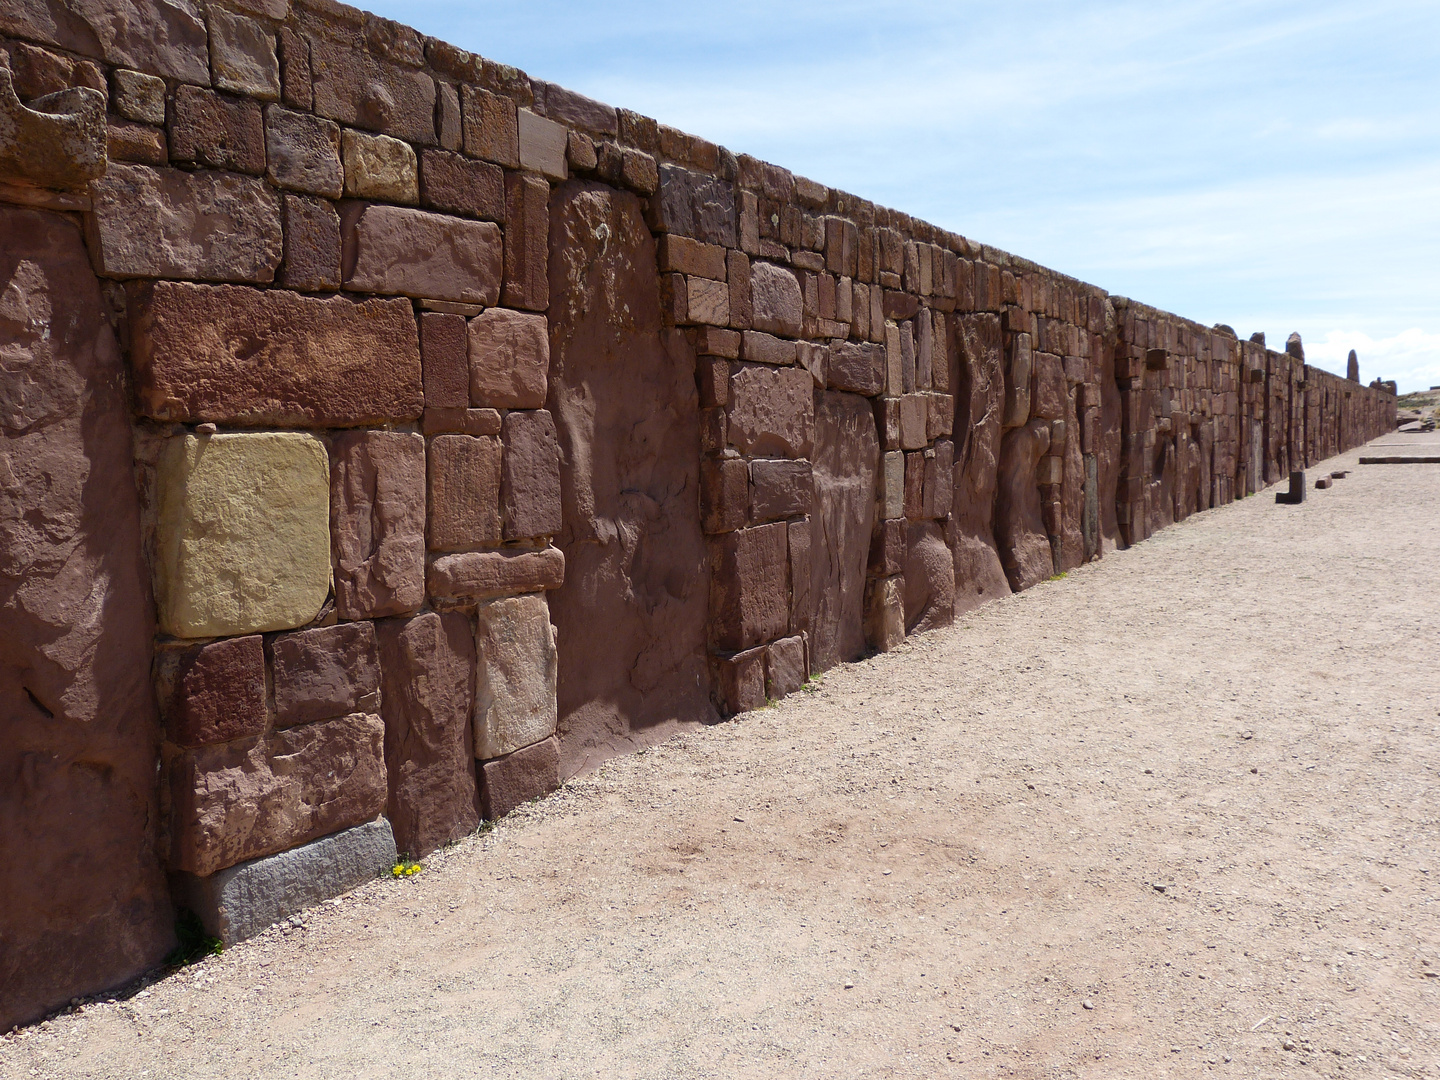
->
[392,866,403,876]
[406,865,420,875]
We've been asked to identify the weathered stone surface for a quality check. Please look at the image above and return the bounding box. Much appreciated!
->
[272,622,381,728]
[700,456,748,534]
[461,85,518,167]
[648,163,736,246]
[474,594,559,759]
[169,85,265,174]
[341,128,417,202]
[751,261,803,337]
[207,7,278,99]
[870,517,906,577]
[0,0,210,84]
[788,517,812,637]
[421,311,469,409]
[343,204,501,305]
[879,449,904,520]
[503,171,550,311]
[423,407,503,437]
[809,392,879,672]
[1032,352,1066,421]
[378,612,479,856]
[177,819,396,946]
[155,636,267,748]
[828,341,885,396]
[542,183,718,770]
[741,330,797,366]
[904,451,925,520]
[518,107,567,179]
[0,207,172,1028]
[421,148,504,220]
[88,165,282,282]
[309,33,435,145]
[428,433,502,550]
[130,282,422,425]
[154,432,331,638]
[713,646,766,714]
[0,68,106,190]
[995,419,1054,592]
[709,522,789,652]
[111,68,166,125]
[903,521,955,634]
[952,313,1011,614]
[168,713,387,877]
[727,364,814,458]
[899,393,928,449]
[469,308,549,408]
[502,409,562,539]
[479,735,560,819]
[106,117,166,164]
[279,193,341,291]
[265,105,342,197]
[1003,332,1032,428]
[864,574,904,652]
[750,458,813,522]
[766,635,807,699]
[428,546,566,601]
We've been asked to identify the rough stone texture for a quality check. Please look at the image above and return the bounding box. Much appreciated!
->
[995,419,1054,592]
[87,164,282,283]
[727,364,815,459]
[377,612,479,857]
[309,32,435,145]
[864,574,905,652]
[0,208,172,1029]
[479,735,560,819]
[502,409,562,540]
[154,432,331,638]
[330,430,425,620]
[903,521,955,634]
[169,85,265,174]
[518,107,567,179]
[474,594,559,760]
[461,85,518,167]
[469,308,549,408]
[154,636,267,748]
[111,68,166,125]
[129,282,422,426]
[167,713,388,877]
[546,181,715,773]
[271,622,381,728]
[809,392,879,672]
[766,635,807,699]
[343,204,502,305]
[106,117,166,164]
[0,0,210,85]
[0,69,106,190]
[713,646,766,715]
[709,522,789,652]
[788,517,812,637]
[208,7,279,100]
[177,819,395,946]
[828,342,885,396]
[279,194,341,292]
[421,149,504,220]
[503,172,550,312]
[750,458,813,522]
[427,546,566,601]
[265,105,342,197]
[648,163,736,246]
[751,262,803,337]
[427,433,502,551]
[421,312,469,409]
[341,129,418,202]
[951,313,1011,614]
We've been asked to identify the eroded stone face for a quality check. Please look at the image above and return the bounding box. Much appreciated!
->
[468,307,548,409]
[154,432,331,638]
[474,594,558,760]
[342,204,501,305]
[952,313,1011,614]
[329,430,425,620]
[750,261,803,338]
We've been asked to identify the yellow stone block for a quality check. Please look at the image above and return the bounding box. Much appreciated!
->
[156,432,331,638]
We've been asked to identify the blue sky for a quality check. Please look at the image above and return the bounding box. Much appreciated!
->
[370,0,1440,391]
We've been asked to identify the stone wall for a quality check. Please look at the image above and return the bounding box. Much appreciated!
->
[0,0,1396,1029]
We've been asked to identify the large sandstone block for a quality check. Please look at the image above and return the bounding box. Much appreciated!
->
[87,164,282,282]
[208,7,279,101]
[903,521,955,634]
[421,149,504,220]
[428,434,503,550]
[952,313,1011,614]
[751,262,803,337]
[154,636,267,748]
[502,410,562,539]
[342,204,502,305]
[279,194,341,291]
[154,432,331,638]
[709,522,789,651]
[503,172,550,311]
[461,85,519,167]
[469,308,549,408]
[0,207,172,1028]
[272,623,381,728]
[309,32,436,145]
[995,419,1055,592]
[330,430,426,620]
[750,458,813,522]
[168,713,388,877]
[129,282,422,426]
[479,736,560,819]
[265,105,342,197]
[647,163,736,246]
[421,312,469,409]
[727,364,815,458]
[169,85,265,175]
[474,595,559,760]
[378,612,479,856]
[177,819,395,946]
[427,546,566,601]
[828,342,885,396]
[1,0,210,84]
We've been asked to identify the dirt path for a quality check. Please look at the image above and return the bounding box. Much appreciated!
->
[6,435,1439,1080]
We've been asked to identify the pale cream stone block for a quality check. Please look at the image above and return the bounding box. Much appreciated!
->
[473,593,558,759]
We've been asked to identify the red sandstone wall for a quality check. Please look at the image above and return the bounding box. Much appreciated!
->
[0,0,1396,1027]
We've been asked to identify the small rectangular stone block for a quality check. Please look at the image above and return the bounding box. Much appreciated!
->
[694,326,741,359]
[502,410,562,540]
[750,459,813,522]
[904,452,925,520]
[421,312,470,409]
[428,546,566,601]
[479,736,560,819]
[265,105,342,197]
[701,457,749,534]
[750,261,803,337]
[766,635,807,699]
[461,85,519,167]
[129,282,422,426]
[330,430,426,620]
[208,7,280,101]
[155,636,267,748]
[741,330,797,366]
[788,517,812,637]
[880,450,904,520]
[112,68,166,124]
[155,433,331,638]
[474,594,559,759]
[828,341,885,396]
[428,434,503,551]
[708,522,789,651]
[899,394,929,450]
[685,276,730,326]
[648,163,736,246]
[177,819,395,945]
[421,149,504,220]
[342,129,418,203]
[503,172,550,311]
[658,235,727,279]
[271,622,382,728]
[714,647,766,714]
[106,119,167,165]
[865,575,905,652]
[343,204,501,305]
[423,408,504,436]
[279,194,341,291]
[468,307,550,409]
[518,108,567,180]
[170,85,265,175]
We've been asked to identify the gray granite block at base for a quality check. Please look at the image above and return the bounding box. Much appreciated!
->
[179,818,397,943]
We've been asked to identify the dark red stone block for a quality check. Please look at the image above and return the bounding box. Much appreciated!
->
[479,736,561,819]
[271,622,382,728]
[155,636,267,748]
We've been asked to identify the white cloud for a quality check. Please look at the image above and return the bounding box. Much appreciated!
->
[1304,329,1440,394]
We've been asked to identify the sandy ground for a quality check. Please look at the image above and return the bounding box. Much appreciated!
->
[5,434,1439,1080]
